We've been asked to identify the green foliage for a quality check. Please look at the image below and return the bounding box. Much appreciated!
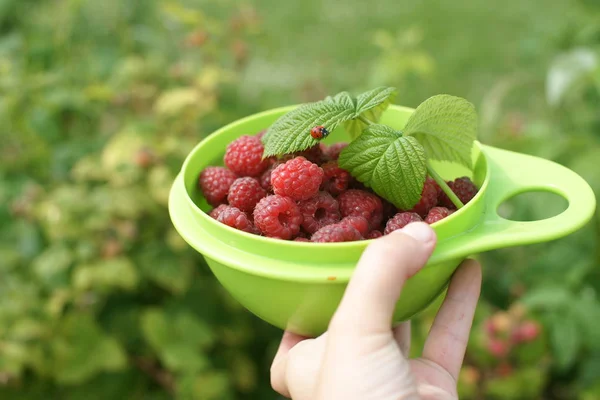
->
[338,125,427,209]
[2,0,600,399]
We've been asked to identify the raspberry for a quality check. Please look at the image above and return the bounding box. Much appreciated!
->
[425,206,453,224]
[198,166,237,206]
[384,212,422,235]
[340,216,369,236]
[209,204,229,219]
[255,129,267,140]
[216,206,259,234]
[338,189,383,230]
[253,195,303,239]
[224,135,269,177]
[227,177,267,213]
[381,200,397,226]
[298,191,341,234]
[295,144,326,164]
[271,157,324,201]
[259,165,275,192]
[438,176,478,208]
[294,237,310,242]
[322,142,348,160]
[311,223,363,243]
[365,230,383,239]
[405,177,439,217]
[320,161,350,196]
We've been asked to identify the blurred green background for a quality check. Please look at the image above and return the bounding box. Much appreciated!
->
[2,0,600,398]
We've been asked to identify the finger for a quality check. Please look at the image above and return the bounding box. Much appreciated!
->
[421,259,482,381]
[271,331,310,397]
[393,321,412,356]
[329,222,436,335]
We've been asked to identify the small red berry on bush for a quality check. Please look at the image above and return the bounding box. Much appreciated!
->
[338,189,383,230]
[227,177,267,213]
[298,191,341,234]
[311,223,363,243]
[487,338,509,358]
[253,195,303,239]
[511,321,540,343]
[224,135,269,177]
[198,166,237,206]
[271,156,324,201]
[384,212,422,235]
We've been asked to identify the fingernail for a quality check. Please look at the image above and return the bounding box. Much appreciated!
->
[397,222,434,243]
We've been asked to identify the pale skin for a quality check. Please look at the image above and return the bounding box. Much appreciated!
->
[270,222,482,400]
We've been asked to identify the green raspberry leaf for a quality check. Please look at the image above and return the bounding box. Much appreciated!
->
[326,91,356,110]
[262,99,355,157]
[403,94,477,168]
[344,86,397,139]
[338,124,427,209]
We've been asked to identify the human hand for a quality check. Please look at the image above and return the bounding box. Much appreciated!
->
[270,222,482,400]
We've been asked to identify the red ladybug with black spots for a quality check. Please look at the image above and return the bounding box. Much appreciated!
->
[310,125,330,140]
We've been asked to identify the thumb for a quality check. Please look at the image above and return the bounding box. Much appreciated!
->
[329,222,436,335]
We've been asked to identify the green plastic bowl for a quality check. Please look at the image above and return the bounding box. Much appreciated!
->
[169,105,596,336]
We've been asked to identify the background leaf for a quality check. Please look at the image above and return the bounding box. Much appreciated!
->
[338,124,427,209]
[404,94,478,168]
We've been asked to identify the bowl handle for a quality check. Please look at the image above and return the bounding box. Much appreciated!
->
[433,145,596,261]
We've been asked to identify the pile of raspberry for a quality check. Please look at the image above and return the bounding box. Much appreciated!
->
[197,130,478,243]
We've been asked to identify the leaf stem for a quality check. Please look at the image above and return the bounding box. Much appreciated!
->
[426,161,464,209]
[358,115,374,126]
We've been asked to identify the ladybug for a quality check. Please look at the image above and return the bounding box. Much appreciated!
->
[310,125,330,140]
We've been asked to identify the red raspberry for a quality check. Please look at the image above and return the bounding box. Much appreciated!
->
[405,177,439,217]
[384,212,422,235]
[438,176,478,208]
[271,157,324,201]
[294,237,310,242]
[340,216,370,236]
[259,165,275,192]
[487,338,509,358]
[322,142,348,160]
[227,177,267,213]
[253,195,303,239]
[311,223,363,243]
[511,321,540,343]
[425,206,453,224]
[224,135,269,177]
[338,189,383,230]
[365,230,383,239]
[198,166,237,206]
[216,206,259,234]
[209,204,229,219]
[295,144,326,164]
[255,129,267,140]
[298,191,341,234]
[320,161,350,196]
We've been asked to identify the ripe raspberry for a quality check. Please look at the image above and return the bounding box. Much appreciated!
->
[271,157,324,201]
[487,338,509,358]
[295,144,326,164]
[294,237,310,242]
[320,161,350,196]
[259,165,275,192]
[227,177,267,213]
[311,223,363,243]
[198,166,237,206]
[365,230,383,239]
[216,206,259,234]
[322,142,348,160]
[384,212,422,235]
[511,321,540,343]
[340,216,370,237]
[253,195,303,239]
[381,199,397,227]
[255,129,267,140]
[438,176,478,208]
[298,191,341,234]
[224,135,269,177]
[209,204,229,219]
[338,189,383,230]
[425,207,453,224]
[405,177,439,217]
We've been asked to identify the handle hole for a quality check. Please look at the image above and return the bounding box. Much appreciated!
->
[497,190,568,222]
